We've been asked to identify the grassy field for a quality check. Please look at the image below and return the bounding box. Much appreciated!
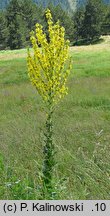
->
[0,37,110,199]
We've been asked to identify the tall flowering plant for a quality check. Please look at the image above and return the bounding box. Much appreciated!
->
[27,9,71,196]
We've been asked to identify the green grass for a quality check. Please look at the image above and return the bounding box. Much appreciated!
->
[0,41,110,199]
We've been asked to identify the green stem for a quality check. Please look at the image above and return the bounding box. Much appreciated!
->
[42,96,55,195]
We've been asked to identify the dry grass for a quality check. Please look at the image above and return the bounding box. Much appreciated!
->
[0,49,28,61]
[70,35,110,52]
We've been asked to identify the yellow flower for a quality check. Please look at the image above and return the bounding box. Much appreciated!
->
[27,9,71,104]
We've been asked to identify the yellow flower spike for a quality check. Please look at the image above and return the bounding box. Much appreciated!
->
[27,9,71,105]
[45,8,52,20]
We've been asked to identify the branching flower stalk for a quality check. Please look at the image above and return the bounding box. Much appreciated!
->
[27,9,71,196]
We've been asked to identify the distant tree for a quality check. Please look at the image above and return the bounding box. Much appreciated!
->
[72,7,85,42]
[101,5,110,35]
[5,0,43,49]
[6,0,23,49]
[0,11,9,50]
[81,0,104,42]
[21,0,44,44]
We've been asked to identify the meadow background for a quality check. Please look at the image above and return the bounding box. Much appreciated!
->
[0,36,110,199]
